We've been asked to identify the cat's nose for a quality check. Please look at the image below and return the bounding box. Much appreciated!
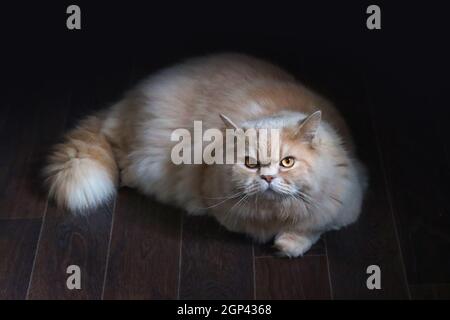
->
[261,175,274,183]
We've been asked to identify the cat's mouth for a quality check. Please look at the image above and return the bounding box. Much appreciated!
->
[244,182,292,200]
[259,188,283,200]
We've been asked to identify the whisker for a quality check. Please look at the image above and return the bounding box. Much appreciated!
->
[197,191,245,210]
[201,186,247,200]
[329,195,343,205]
[200,181,261,211]
[335,163,349,167]
[227,193,249,214]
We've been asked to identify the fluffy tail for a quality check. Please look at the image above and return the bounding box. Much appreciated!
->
[43,114,118,212]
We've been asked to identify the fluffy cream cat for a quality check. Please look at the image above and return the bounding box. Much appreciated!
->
[44,54,367,257]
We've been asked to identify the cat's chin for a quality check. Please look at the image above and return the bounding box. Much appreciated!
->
[259,189,283,200]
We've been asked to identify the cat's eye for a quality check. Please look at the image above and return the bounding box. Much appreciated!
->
[244,156,259,169]
[280,156,295,168]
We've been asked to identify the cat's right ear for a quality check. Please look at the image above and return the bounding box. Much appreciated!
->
[220,114,239,130]
[294,110,322,142]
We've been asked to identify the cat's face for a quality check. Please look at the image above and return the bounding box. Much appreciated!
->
[231,131,317,201]
[225,111,322,201]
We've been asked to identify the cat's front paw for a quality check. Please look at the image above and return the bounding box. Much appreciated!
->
[273,232,318,258]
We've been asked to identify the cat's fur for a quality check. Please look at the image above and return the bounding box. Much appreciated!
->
[44,54,367,257]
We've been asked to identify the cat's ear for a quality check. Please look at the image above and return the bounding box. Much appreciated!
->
[220,114,239,130]
[295,110,321,142]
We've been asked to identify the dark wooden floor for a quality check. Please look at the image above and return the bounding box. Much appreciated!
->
[1,54,449,300]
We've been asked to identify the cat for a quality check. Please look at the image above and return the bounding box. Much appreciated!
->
[43,53,367,257]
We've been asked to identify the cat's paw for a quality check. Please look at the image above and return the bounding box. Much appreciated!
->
[273,232,316,258]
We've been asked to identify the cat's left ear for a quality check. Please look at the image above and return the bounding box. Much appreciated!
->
[295,110,321,142]
[220,114,239,130]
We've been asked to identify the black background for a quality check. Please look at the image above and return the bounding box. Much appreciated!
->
[2,0,448,113]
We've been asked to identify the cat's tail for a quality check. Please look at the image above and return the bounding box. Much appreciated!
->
[43,114,119,213]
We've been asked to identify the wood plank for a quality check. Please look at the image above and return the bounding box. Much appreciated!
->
[255,255,331,299]
[179,215,253,300]
[254,238,325,257]
[27,77,120,299]
[102,188,182,299]
[410,284,450,300]
[318,65,409,299]
[0,219,41,299]
[0,90,70,219]
[368,71,450,285]
[325,186,409,299]
[0,87,72,299]
[27,203,114,299]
